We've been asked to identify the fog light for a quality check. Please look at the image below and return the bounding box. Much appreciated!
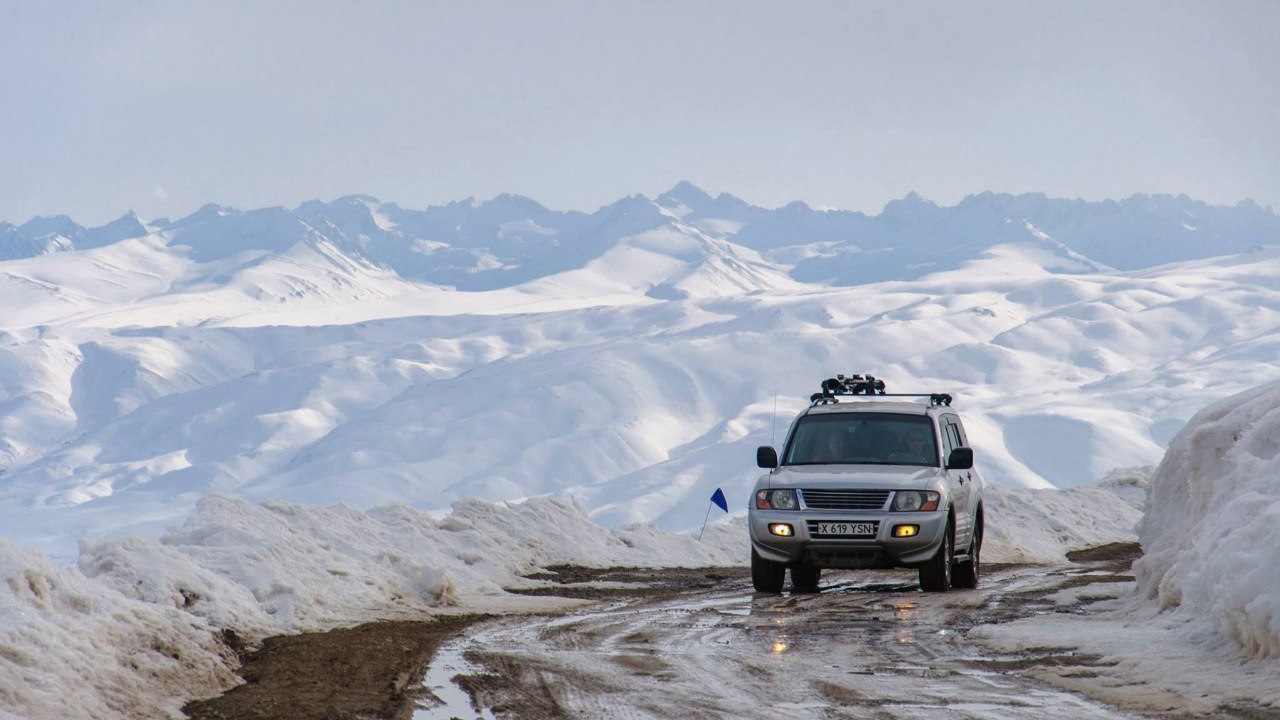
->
[769,523,794,537]
[892,524,919,538]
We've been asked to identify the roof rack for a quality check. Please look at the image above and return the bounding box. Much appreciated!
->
[809,374,952,407]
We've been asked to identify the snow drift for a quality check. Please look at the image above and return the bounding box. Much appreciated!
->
[0,538,238,720]
[1,496,744,720]
[983,466,1148,564]
[1135,377,1280,658]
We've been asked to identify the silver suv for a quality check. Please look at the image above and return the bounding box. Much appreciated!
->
[749,375,985,593]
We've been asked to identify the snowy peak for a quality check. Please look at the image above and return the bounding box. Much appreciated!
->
[296,196,394,241]
[568,221,799,300]
[592,194,670,232]
[165,206,314,262]
[478,192,552,218]
[881,191,939,215]
[18,214,84,239]
[0,215,85,259]
[655,182,759,228]
[82,211,150,249]
[655,181,715,214]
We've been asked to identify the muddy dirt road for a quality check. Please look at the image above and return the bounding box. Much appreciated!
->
[416,545,1159,720]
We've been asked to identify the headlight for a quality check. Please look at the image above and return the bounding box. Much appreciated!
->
[755,488,799,510]
[891,491,940,512]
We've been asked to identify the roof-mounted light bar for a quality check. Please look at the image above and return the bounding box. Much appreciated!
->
[809,373,952,407]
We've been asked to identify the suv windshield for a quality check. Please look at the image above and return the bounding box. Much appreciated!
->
[783,412,938,467]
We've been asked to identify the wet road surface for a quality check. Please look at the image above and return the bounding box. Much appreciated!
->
[415,551,1153,720]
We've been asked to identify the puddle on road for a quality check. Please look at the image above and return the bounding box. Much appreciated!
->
[407,563,1151,720]
[413,635,495,720]
[660,593,753,616]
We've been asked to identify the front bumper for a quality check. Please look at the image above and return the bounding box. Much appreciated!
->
[749,509,947,569]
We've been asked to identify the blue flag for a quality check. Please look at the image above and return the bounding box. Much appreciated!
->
[710,488,728,513]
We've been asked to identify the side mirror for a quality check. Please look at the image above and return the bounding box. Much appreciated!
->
[757,445,779,469]
[946,447,974,470]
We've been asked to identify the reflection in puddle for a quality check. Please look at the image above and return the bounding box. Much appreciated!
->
[413,635,496,720]
[892,600,918,645]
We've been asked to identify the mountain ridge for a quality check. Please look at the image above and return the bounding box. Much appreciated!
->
[4,185,1278,292]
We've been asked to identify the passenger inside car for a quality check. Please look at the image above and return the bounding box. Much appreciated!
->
[809,432,848,463]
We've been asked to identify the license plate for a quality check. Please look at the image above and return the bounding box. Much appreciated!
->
[816,522,876,537]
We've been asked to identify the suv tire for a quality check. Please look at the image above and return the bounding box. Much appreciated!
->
[751,548,786,593]
[953,520,982,590]
[918,519,953,592]
[790,563,821,591]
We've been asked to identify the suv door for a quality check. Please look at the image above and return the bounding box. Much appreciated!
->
[940,414,972,547]
[952,414,983,540]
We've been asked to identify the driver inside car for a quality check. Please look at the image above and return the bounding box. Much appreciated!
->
[888,429,932,464]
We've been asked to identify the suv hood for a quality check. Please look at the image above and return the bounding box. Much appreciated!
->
[764,465,943,489]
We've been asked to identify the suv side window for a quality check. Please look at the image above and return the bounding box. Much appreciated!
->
[952,416,969,446]
[938,415,956,456]
[940,413,964,461]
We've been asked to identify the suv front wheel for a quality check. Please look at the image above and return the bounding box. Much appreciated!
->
[918,519,953,592]
[751,548,786,593]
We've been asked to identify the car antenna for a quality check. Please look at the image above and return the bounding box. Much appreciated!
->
[771,389,778,448]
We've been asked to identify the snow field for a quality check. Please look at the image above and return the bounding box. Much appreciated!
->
[5,243,1280,561]
[2,191,1279,561]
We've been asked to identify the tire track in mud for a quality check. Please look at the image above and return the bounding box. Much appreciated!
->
[421,551,1152,720]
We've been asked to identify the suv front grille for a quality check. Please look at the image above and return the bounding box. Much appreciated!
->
[799,489,891,511]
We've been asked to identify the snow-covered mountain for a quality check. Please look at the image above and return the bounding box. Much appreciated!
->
[2,185,1279,558]
[5,185,1277,287]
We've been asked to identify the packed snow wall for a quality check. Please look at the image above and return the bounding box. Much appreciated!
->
[1135,377,1280,657]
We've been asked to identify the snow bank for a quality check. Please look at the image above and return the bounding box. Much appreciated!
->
[1,475,1142,719]
[0,538,238,720]
[1134,378,1280,658]
[2,494,747,719]
[983,466,1149,563]
[78,495,745,637]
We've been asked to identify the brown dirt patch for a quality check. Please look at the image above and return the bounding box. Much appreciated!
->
[1212,701,1280,720]
[181,567,742,719]
[1056,572,1136,591]
[970,651,1117,673]
[183,615,485,720]
[508,565,749,600]
[1065,541,1142,564]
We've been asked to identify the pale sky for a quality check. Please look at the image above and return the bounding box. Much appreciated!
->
[2,0,1277,226]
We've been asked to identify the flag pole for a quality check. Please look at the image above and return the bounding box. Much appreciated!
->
[697,501,713,541]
